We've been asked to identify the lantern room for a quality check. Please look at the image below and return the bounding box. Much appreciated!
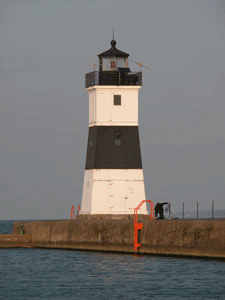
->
[98,39,129,71]
[85,39,142,88]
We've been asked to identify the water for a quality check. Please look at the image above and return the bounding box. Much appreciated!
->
[0,220,14,234]
[1,221,225,299]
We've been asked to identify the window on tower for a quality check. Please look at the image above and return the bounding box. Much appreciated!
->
[114,95,121,105]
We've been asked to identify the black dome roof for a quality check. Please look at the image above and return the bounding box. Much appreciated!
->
[98,40,129,58]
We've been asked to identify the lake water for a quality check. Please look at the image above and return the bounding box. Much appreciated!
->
[0,220,225,299]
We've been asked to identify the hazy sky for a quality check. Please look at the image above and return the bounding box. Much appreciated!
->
[0,0,225,219]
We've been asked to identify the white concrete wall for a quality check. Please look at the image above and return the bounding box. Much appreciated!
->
[87,86,140,126]
[80,169,148,215]
[81,85,147,215]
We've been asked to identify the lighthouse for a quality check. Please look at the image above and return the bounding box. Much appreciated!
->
[80,39,148,215]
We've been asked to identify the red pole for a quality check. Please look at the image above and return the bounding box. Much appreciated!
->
[77,205,81,216]
[71,205,75,220]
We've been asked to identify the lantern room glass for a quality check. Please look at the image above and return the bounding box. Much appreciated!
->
[102,57,128,71]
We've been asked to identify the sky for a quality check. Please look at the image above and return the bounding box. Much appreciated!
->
[0,0,225,220]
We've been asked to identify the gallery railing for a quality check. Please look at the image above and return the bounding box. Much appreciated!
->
[85,71,142,88]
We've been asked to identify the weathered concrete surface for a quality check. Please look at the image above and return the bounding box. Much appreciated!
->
[140,219,225,258]
[0,234,32,248]
[13,219,134,253]
[11,218,225,259]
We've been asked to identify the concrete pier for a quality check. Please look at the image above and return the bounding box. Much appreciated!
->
[1,218,224,259]
[0,234,32,248]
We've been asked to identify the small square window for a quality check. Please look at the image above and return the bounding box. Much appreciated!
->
[114,95,121,105]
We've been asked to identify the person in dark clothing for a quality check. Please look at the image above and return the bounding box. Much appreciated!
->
[155,202,169,219]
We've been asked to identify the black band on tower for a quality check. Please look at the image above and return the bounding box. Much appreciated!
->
[85,126,142,169]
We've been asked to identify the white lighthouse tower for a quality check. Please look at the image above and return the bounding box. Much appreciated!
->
[80,39,148,215]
